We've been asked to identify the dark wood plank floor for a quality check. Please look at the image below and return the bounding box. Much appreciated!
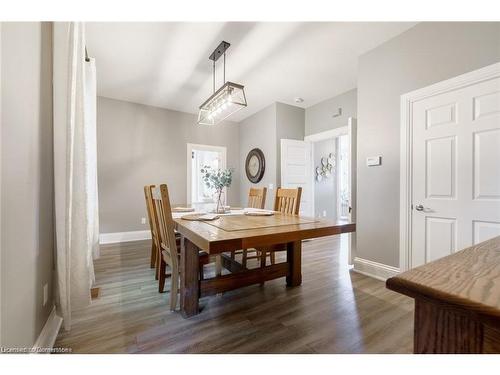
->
[55,235,414,353]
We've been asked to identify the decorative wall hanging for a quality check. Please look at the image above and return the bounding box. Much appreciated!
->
[315,152,336,182]
[245,148,265,183]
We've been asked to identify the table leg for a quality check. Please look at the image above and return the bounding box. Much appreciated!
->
[286,240,302,287]
[180,238,200,317]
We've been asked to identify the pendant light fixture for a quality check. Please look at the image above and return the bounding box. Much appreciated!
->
[197,41,247,125]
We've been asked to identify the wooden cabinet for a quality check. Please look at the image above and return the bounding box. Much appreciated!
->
[387,237,500,354]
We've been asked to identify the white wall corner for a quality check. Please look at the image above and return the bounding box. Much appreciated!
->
[32,306,63,352]
[99,230,151,245]
[352,257,400,282]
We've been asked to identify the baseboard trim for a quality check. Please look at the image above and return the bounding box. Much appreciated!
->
[32,306,63,352]
[352,257,400,281]
[99,230,151,245]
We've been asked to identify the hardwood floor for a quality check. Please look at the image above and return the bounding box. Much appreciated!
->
[55,235,414,353]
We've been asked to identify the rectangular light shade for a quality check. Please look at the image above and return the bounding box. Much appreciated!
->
[198,81,247,125]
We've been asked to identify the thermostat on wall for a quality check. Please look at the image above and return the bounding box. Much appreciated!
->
[366,156,382,167]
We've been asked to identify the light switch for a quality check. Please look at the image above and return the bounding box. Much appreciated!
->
[366,156,382,167]
[268,183,274,190]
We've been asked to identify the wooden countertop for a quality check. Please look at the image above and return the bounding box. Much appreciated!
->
[387,236,500,320]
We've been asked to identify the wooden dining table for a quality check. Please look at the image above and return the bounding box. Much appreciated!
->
[172,206,355,318]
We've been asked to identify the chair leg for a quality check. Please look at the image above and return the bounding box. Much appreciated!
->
[215,255,222,276]
[158,258,167,293]
[242,249,248,268]
[199,264,204,281]
[155,244,161,281]
[170,264,179,311]
[150,240,156,269]
[260,249,267,286]
[230,251,235,260]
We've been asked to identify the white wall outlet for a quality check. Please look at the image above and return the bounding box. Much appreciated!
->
[43,283,48,306]
[268,183,274,190]
[366,156,382,167]
[141,217,146,224]
[322,210,327,217]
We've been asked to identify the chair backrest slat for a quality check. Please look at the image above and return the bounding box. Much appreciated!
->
[247,187,267,209]
[273,187,302,215]
[144,185,160,241]
[151,184,179,270]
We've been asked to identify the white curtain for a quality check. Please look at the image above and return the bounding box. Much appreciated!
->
[85,55,100,261]
[53,22,100,330]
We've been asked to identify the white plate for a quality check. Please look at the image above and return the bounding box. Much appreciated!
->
[244,211,274,216]
[172,207,195,212]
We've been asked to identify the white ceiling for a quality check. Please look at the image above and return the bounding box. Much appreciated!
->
[86,22,417,122]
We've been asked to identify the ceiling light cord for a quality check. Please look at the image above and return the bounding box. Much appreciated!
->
[223,51,226,84]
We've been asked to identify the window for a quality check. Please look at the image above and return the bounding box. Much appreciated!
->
[187,144,227,204]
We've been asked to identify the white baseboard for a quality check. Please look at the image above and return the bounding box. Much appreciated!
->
[352,257,400,281]
[32,306,63,352]
[99,230,151,245]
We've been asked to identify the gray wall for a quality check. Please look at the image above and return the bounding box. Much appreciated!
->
[276,102,305,185]
[313,138,336,220]
[305,88,357,136]
[239,103,277,210]
[239,102,305,210]
[357,22,500,267]
[1,22,54,347]
[97,97,240,233]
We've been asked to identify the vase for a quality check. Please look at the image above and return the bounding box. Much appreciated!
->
[214,190,226,214]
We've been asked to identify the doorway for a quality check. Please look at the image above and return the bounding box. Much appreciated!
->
[304,122,355,222]
[186,143,227,204]
[400,62,500,271]
[303,117,357,264]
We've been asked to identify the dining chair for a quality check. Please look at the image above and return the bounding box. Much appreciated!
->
[231,187,268,268]
[274,187,302,215]
[152,184,209,310]
[247,187,267,210]
[144,185,159,276]
[260,187,302,266]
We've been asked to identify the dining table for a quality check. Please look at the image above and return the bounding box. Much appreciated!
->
[171,204,356,318]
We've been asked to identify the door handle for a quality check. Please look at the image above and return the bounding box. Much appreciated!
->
[415,204,424,211]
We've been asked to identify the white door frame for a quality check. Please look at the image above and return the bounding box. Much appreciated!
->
[304,125,349,217]
[399,62,500,272]
[304,118,357,265]
[304,124,349,219]
[186,143,227,204]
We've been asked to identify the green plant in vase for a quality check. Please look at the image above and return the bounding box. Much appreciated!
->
[200,166,234,214]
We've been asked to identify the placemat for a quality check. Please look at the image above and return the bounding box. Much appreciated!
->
[204,214,317,231]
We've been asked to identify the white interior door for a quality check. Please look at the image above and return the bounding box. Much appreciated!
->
[281,139,313,216]
[411,75,500,267]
